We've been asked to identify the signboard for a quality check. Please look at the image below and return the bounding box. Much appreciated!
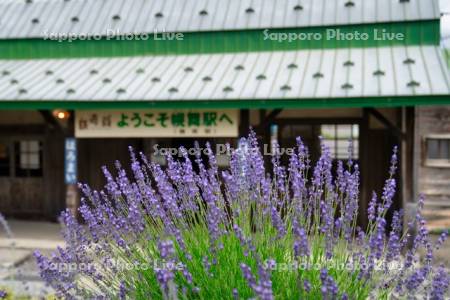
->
[75,110,239,138]
[64,138,77,184]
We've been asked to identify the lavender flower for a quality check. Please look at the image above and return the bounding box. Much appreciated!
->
[0,212,12,238]
[303,279,311,293]
[430,266,450,300]
[32,132,449,299]
[270,205,286,238]
[158,239,175,259]
[155,240,176,293]
[240,263,256,286]
[118,281,127,300]
[271,140,287,198]
[320,268,339,300]
[232,288,239,299]
[233,224,254,256]
[293,219,309,257]
[367,192,377,222]
[240,262,274,300]
[435,231,448,250]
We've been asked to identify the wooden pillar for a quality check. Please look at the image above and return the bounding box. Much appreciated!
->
[239,109,250,137]
[405,107,418,237]
[400,108,415,203]
[43,128,66,221]
[359,108,370,229]
[40,110,67,221]
[258,109,271,170]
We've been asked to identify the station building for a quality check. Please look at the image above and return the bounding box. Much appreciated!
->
[0,0,449,225]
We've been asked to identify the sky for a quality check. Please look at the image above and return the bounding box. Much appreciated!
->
[441,0,450,47]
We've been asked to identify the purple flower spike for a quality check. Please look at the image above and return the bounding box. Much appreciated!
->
[367,192,377,222]
[293,220,309,257]
[118,281,127,300]
[303,279,311,293]
[232,288,239,300]
[320,268,339,300]
[158,239,175,260]
[241,262,274,300]
[435,231,448,250]
[430,266,450,300]
[0,213,12,238]
[31,133,448,299]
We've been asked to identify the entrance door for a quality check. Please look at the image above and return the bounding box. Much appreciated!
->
[0,139,45,218]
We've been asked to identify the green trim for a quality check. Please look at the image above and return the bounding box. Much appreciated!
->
[1,96,449,110]
[0,21,439,59]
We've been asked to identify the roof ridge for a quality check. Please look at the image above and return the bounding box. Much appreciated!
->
[0,0,441,40]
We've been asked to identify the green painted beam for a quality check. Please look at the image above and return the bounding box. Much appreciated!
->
[0,20,439,59]
[0,96,449,110]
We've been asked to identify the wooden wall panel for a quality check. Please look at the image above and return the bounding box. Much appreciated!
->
[43,129,66,221]
[78,139,142,192]
[416,106,450,207]
[0,178,45,217]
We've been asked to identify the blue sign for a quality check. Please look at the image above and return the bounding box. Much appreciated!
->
[65,138,77,184]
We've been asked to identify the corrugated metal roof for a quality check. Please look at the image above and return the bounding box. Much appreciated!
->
[0,0,440,39]
[0,46,448,101]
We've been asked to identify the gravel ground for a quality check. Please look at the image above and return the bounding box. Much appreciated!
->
[0,248,54,299]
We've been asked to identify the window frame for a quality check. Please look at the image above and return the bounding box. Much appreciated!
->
[424,134,450,168]
[320,124,360,160]
[274,118,362,164]
[15,140,44,177]
[0,137,45,178]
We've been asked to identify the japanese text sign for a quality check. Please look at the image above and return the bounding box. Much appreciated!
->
[65,138,77,184]
[75,110,239,138]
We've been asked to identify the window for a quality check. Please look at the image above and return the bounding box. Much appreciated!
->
[15,140,43,177]
[425,136,450,167]
[321,124,359,160]
[0,142,10,176]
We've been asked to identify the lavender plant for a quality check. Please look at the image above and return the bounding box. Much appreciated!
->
[0,213,12,239]
[0,212,11,299]
[34,133,449,299]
